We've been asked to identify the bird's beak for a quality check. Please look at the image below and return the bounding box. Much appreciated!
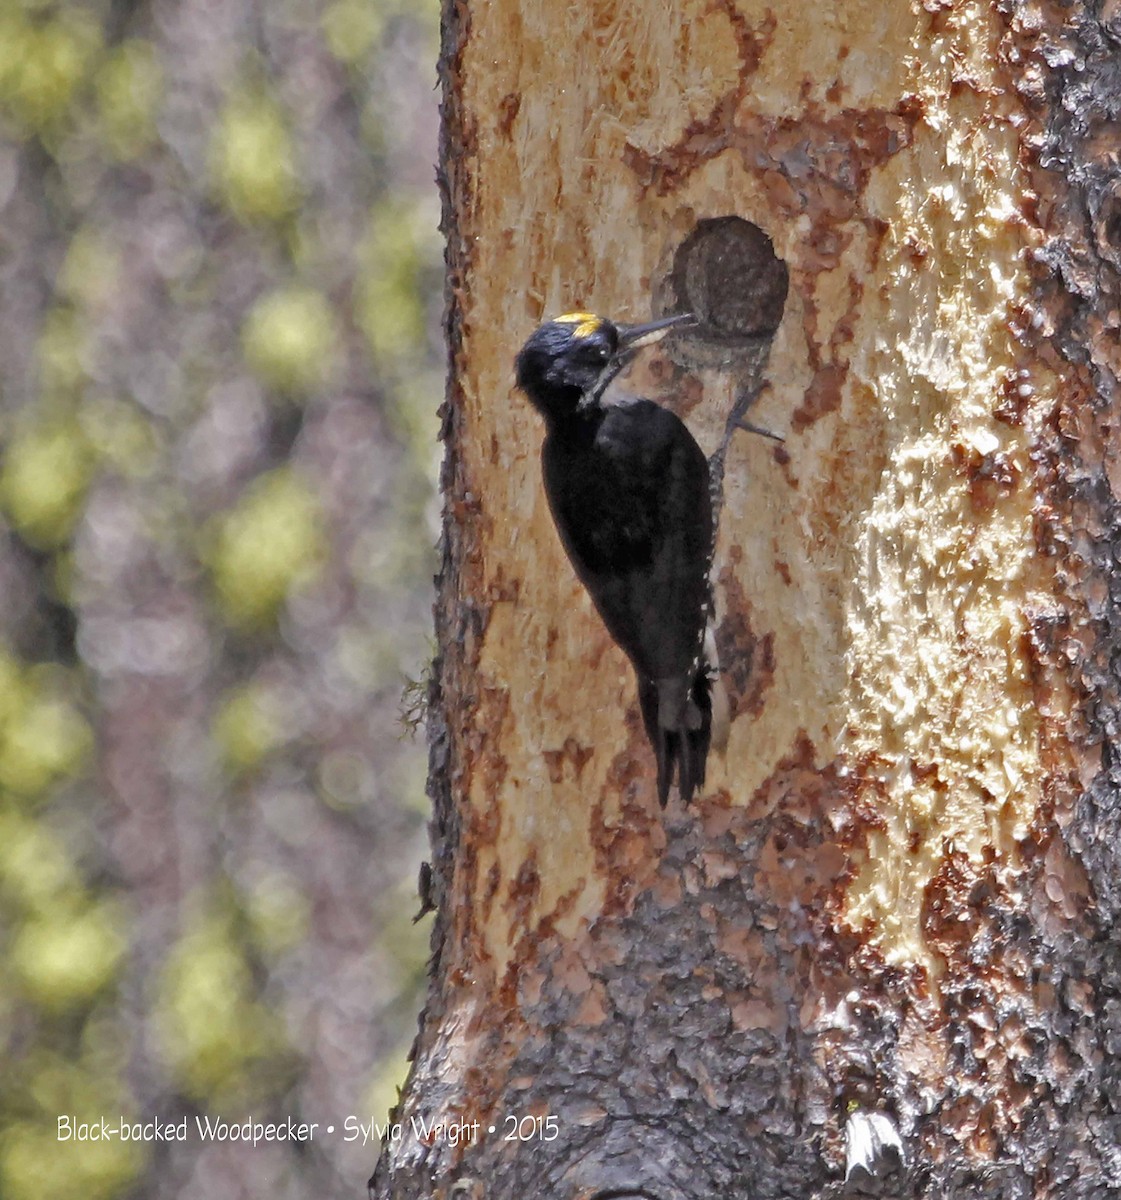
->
[616,312,697,350]
[581,313,695,410]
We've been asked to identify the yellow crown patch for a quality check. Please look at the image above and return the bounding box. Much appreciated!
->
[555,312,603,339]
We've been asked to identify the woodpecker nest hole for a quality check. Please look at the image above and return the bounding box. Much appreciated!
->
[658,216,789,371]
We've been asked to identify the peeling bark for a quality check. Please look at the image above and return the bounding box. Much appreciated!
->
[372,2,1121,1197]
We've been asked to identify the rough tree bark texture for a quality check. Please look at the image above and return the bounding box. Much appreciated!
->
[373,2,1121,1197]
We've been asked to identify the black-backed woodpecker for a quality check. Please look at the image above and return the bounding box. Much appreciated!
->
[515,311,720,806]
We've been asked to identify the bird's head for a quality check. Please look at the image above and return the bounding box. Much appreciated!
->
[515,311,693,423]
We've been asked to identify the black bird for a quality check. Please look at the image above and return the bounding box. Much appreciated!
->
[515,311,721,805]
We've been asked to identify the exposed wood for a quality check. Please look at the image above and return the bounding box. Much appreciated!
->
[373,2,1121,1197]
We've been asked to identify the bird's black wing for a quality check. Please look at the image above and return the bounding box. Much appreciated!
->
[541,397,712,685]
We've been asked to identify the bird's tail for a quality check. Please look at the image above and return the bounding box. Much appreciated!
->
[638,643,723,806]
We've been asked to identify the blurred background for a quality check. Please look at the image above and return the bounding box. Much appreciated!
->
[0,0,442,1196]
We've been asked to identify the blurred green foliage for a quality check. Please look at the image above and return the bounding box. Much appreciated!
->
[11,898,126,1012]
[0,811,84,909]
[96,40,162,161]
[242,870,312,957]
[0,657,92,796]
[0,8,102,141]
[243,286,338,394]
[322,5,384,65]
[204,467,326,629]
[359,202,429,371]
[4,1104,143,1200]
[0,0,442,1195]
[1,419,94,548]
[213,85,300,225]
[154,906,289,1102]
[213,681,285,774]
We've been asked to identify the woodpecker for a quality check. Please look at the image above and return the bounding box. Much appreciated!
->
[515,311,721,805]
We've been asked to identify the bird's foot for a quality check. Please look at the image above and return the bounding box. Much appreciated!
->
[734,416,785,443]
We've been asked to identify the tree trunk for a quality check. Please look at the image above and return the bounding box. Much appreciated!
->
[373,1,1121,1197]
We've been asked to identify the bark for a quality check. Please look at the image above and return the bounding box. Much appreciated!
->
[373,1,1121,1197]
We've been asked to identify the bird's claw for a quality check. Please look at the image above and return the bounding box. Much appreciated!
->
[734,417,785,443]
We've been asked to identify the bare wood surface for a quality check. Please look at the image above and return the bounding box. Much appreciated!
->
[373,3,1121,1197]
